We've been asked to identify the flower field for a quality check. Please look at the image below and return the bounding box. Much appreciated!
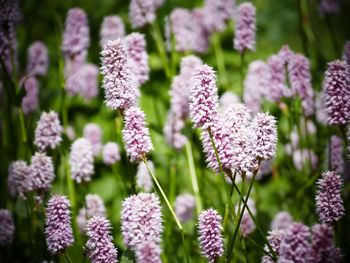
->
[0,0,349,262]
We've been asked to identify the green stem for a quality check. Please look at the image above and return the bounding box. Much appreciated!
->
[325,15,339,57]
[64,252,72,263]
[18,107,27,144]
[297,0,309,56]
[227,172,256,263]
[212,33,228,89]
[185,142,202,215]
[143,159,190,263]
[151,21,171,78]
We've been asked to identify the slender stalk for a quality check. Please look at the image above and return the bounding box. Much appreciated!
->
[150,21,171,78]
[240,51,245,101]
[64,252,72,263]
[325,15,339,57]
[142,158,190,263]
[18,108,27,144]
[227,172,256,263]
[185,142,202,215]
[297,0,309,56]
[212,33,228,89]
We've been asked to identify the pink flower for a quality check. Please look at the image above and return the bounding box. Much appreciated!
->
[100,15,125,48]
[203,0,235,33]
[30,152,55,192]
[0,209,15,246]
[83,123,102,155]
[8,161,33,199]
[102,142,121,166]
[69,138,94,183]
[26,41,49,76]
[21,76,39,115]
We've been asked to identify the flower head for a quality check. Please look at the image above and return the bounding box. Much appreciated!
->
[266,54,288,102]
[233,3,256,53]
[316,171,344,225]
[135,241,162,263]
[310,224,342,263]
[100,39,137,110]
[69,138,94,183]
[271,211,293,230]
[278,223,312,263]
[251,112,277,161]
[288,53,314,116]
[319,0,340,15]
[45,195,74,254]
[129,0,162,29]
[261,229,285,263]
[8,161,33,199]
[136,161,154,192]
[83,123,102,155]
[323,60,350,125]
[30,152,55,192]
[100,15,125,47]
[122,106,153,162]
[0,209,15,246]
[189,64,219,129]
[175,193,196,223]
[191,8,210,54]
[102,142,121,166]
[85,216,118,263]
[34,111,63,152]
[203,0,235,33]
[343,41,350,66]
[330,136,344,174]
[121,193,163,249]
[27,41,49,76]
[198,209,224,263]
[164,109,187,150]
[62,8,90,59]
[244,60,269,112]
[124,33,149,87]
[21,76,39,115]
[219,91,240,110]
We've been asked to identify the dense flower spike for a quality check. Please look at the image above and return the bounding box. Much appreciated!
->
[169,8,195,52]
[198,209,224,263]
[318,0,340,15]
[21,76,39,115]
[8,161,33,199]
[100,39,137,110]
[316,171,344,225]
[278,223,312,263]
[34,111,63,152]
[266,54,288,102]
[191,8,210,54]
[135,241,162,263]
[343,41,350,66]
[45,195,74,254]
[175,193,196,222]
[163,110,187,150]
[70,63,99,100]
[0,0,20,74]
[26,41,49,76]
[121,193,163,249]
[85,216,118,263]
[271,211,293,230]
[69,138,94,183]
[77,194,106,233]
[237,198,256,237]
[0,209,15,246]
[310,224,342,263]
[201,119,233,173]
[189,64,219,129]
[323,60,350,125]
[102,142,121,166]
[30,152,55,192]
[261,229,285,263]
[234,3,256,53]
[315,92,328,124]
[251,112,277,161]
[220,91,240,110]
[136,161,154,192]
[330,136,344,174]
[62,8,90,59]
[288,53,314,116]
[244,60,269,112]
[124,33,149,87]
[129,0,163,29]
[100,15,125,47]
[203,0,235,33]
[122,106,153,162]
[83,123,102,155]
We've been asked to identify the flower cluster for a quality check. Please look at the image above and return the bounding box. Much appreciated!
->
[136,161,154,192]
[329,136,344,174]
[30,152,55,192]
[83,123,102,155]
[45,195,74,254]
[21,76,39,115]
[8,160,33,199]
[69,138,94,183]
[85,216,118,263]
[129,0,163,28]
[203,0,235,33]
[271,211,293,230]
[135,241,162,263]
[102,142,121,166]
[100,15,125,48]
[0,209,15,246]
[122,106,153,162]
[316,171,344,225]
[121,193,163,250]
[234,3,256,53]
[26,41,49,77]
[174,193,196,222]
[34,111,63,152]
[198,209,224,263]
